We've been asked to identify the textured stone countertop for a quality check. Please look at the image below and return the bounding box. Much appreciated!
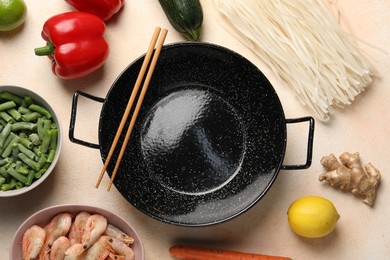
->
[0,1,389,259]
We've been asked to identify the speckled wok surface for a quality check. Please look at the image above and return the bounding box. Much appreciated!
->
[99,43,287,226]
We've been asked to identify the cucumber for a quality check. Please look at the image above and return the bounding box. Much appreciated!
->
[158,0,203,41]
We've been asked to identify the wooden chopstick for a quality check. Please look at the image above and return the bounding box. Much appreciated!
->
[95,27,161,189]
[95,27,168,189]
[106,28,168,191]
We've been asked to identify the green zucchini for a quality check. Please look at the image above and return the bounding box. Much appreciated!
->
[158,0,203,41]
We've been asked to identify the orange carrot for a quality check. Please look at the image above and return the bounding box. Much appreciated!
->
[169,245,292,260]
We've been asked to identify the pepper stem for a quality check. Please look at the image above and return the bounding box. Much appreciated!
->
[34,42,55,56]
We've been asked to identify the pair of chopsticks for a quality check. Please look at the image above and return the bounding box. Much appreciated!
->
[96,27,168,191]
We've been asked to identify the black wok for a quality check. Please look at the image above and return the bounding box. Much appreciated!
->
[69,42,314,226]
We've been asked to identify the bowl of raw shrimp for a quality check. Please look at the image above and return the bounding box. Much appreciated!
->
[10,204,144,259]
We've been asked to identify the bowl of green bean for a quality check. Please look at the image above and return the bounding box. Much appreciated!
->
[0,85,62,197]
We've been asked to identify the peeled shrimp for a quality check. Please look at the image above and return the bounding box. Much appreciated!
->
[108,237,135,260]
[68,211,90,245]
[64,243,84,260]
[22,225,46,260]
[104,224,134,246]
[84,235,112,260]
[44,213,73,247]
[39,213,72,259]
[82,214,108,250]
[49,236,71,260]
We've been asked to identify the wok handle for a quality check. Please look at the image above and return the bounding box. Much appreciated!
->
[69,90,104,149]
[281,116,315,170]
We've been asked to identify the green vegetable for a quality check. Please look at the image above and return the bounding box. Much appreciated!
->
[8,108,22,120]
[22,112,42,122]
[0,101,16,111]
[1,135,19,158]
[0,111,13,123]
[0,123,12,148]
[0,92,24,104]
[40,130,51,154]
[28,104,52,119]
[158,0,203,41]
[18,143,37,161]
[0,91,58,191]
[19,137,33,149]
[0,0,27,32]
[1,178,16,191]
[11,122,37,132]
[29,133,41,146]
[7,165,28,185]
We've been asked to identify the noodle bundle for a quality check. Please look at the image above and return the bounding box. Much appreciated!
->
[213,0,373,121]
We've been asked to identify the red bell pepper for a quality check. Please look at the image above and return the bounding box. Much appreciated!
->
[34,12,109,80]
[65,0,125,21]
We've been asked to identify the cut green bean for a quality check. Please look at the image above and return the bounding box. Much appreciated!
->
[7,166,28,185]
[1,178,17,191]
[0,112,13,123]
[36,119,51,141]
[50,128,58,150]
[34,170,43,179]
[0,92,24,105]
[18,143,38,161]
[33,146,42,157]
[20,137,33,149]
[17,153,40,171]
[7,108,22,121]
[44,119,51,134]
[2,135,20,158]
[26,169,36,186]
[18,106,32,115]
[12,122,37,132]
[17,166,29,175]
[46,149,56,163]
[15,160,22,169]
[37,118,45,140]
[35,163,49,179]
[0,101,16,111]
[22,112,42,122]
[40,130,51,154]
[0,163,11,178]
[29,133,41,146]
[0,123,12,148]
[0,176,5,185]
[37,154,47,170]
[0,157,12,166]
[15,181,23,189]
[3,132,17,150]
[28,104,52,119]
[24,96,33,106]
[0,119,6,127]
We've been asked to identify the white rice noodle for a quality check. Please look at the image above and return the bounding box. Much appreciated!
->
[213,0,373,121]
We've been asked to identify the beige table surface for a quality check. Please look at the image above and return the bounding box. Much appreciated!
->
[1,1,389,259]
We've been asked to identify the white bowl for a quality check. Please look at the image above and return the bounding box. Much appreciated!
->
[10,204,145,259]
[0,85,62,197]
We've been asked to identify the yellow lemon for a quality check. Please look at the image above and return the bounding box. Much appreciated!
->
[287,196,340,238]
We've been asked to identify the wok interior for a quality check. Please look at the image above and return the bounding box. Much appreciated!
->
[141,87,246,195]
[99,43,286,226]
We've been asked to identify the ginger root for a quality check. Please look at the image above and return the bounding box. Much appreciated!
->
[319,152,381,206]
